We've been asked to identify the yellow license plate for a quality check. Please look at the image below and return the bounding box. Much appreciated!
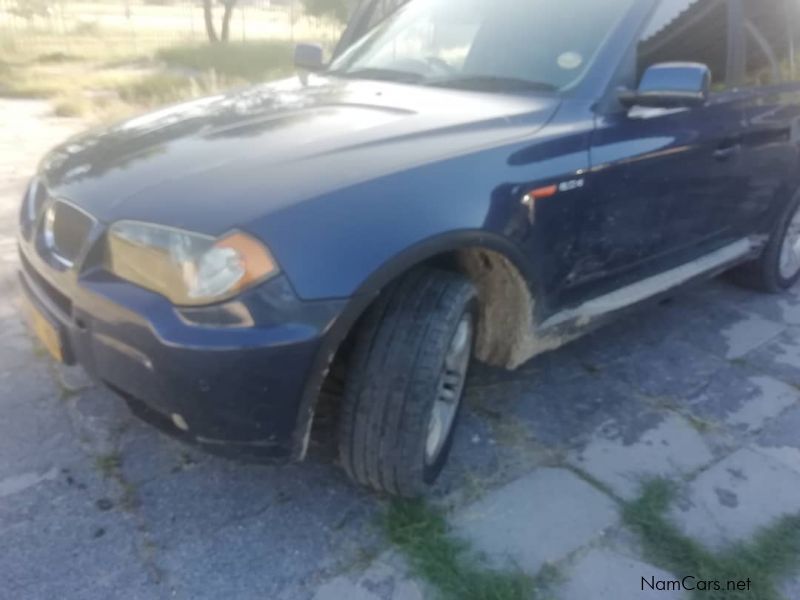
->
[22,297,63,363]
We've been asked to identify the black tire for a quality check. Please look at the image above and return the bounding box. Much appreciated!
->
[338,267,477,497]
[730,192,800,293]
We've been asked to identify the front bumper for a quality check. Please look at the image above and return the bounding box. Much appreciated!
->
[18,240,348,462]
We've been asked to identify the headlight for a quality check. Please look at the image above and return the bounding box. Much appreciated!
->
[107,221,279,306]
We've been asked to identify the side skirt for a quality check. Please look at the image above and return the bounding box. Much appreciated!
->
[506,238,757,369]
[541,238,754,331]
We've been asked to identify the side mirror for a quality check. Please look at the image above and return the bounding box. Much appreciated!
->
[619,62,711,109]
[294,43,325,72]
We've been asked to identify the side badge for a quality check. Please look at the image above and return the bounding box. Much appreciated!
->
[558,178,585,192]
[522,178,585,224]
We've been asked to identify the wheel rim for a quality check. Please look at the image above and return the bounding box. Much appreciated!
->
[780,206,800,280]
[425,314,473,466]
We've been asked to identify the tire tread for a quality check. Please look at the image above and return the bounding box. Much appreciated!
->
[338,267,475,496]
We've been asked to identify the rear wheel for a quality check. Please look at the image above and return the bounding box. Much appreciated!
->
[731,193,800,293]
[338,267,476,497]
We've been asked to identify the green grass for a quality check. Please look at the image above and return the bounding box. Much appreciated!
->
[624,479,800,600]
[114,72,216,106]
[34,51,84,65]
[0,33,295,122]
[53,93,93,117]
[385,499,548,600]
[119,480,139,510]
[94,452,140,510]
[95,452,123,478]
[157,40,294,82]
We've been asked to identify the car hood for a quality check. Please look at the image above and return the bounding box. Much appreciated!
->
[40,75,560,235]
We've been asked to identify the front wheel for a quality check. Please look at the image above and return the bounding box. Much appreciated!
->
[731,192,800,293]
[338,267,477,497]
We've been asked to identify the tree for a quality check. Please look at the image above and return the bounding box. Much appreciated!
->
[203,0,239,43]
[301,0,354,23]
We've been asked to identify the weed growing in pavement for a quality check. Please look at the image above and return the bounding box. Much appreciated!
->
[95,452,122,478]
[385,499,556,600]
[624,479,800,600]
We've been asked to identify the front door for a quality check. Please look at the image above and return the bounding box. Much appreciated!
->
[570,0,748,296]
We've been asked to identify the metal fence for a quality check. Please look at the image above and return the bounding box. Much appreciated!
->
[0,0,344,50]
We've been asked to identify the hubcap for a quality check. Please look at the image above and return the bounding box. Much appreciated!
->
[425,314,473,466]
[780,206,800,280]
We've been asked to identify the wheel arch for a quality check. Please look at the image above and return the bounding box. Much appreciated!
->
[292,230,541,459]
[334,229,542,369]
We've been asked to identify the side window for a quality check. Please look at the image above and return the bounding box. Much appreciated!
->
[637,0,731,90]
[742,0,793,86]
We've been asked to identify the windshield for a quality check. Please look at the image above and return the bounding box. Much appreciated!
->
[329,0,636,92]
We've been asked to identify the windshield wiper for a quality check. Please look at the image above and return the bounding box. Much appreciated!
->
[425,75,557,93]
[327,67,425,84]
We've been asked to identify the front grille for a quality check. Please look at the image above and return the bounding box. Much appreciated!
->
[45,200,95,266]
[19,249,72,317]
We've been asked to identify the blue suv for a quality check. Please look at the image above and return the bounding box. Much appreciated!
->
[18,0,800,495]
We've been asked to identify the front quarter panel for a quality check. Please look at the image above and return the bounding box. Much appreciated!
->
[248,100,593,312]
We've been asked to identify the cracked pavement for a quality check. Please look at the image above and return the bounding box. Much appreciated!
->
[2,99,800,599]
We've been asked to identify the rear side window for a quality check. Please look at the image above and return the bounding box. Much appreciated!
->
[742,0,797,86]
[637,0,731,90]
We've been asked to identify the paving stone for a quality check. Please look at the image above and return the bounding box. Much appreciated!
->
[452,468,618,574]
[435,405,527,496]
[671,448,800,549]
[698,279,800,326]
[780,574,800,600]
[658,295,785,360]
[676,370,800,433]
[312,554,424,600]
[744,327,800,386]
[558,547,687,600]
[509,376,663,451]
[602,338,729,400]
[313,578,382,600]
[725,376,799,431]
[715,313,786,359]
[774,294,800,326]
[1,462,161,600]
[684,277,785,317]
[578,291,776,366]
[755,405,800,475]
[568,413,714,500]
